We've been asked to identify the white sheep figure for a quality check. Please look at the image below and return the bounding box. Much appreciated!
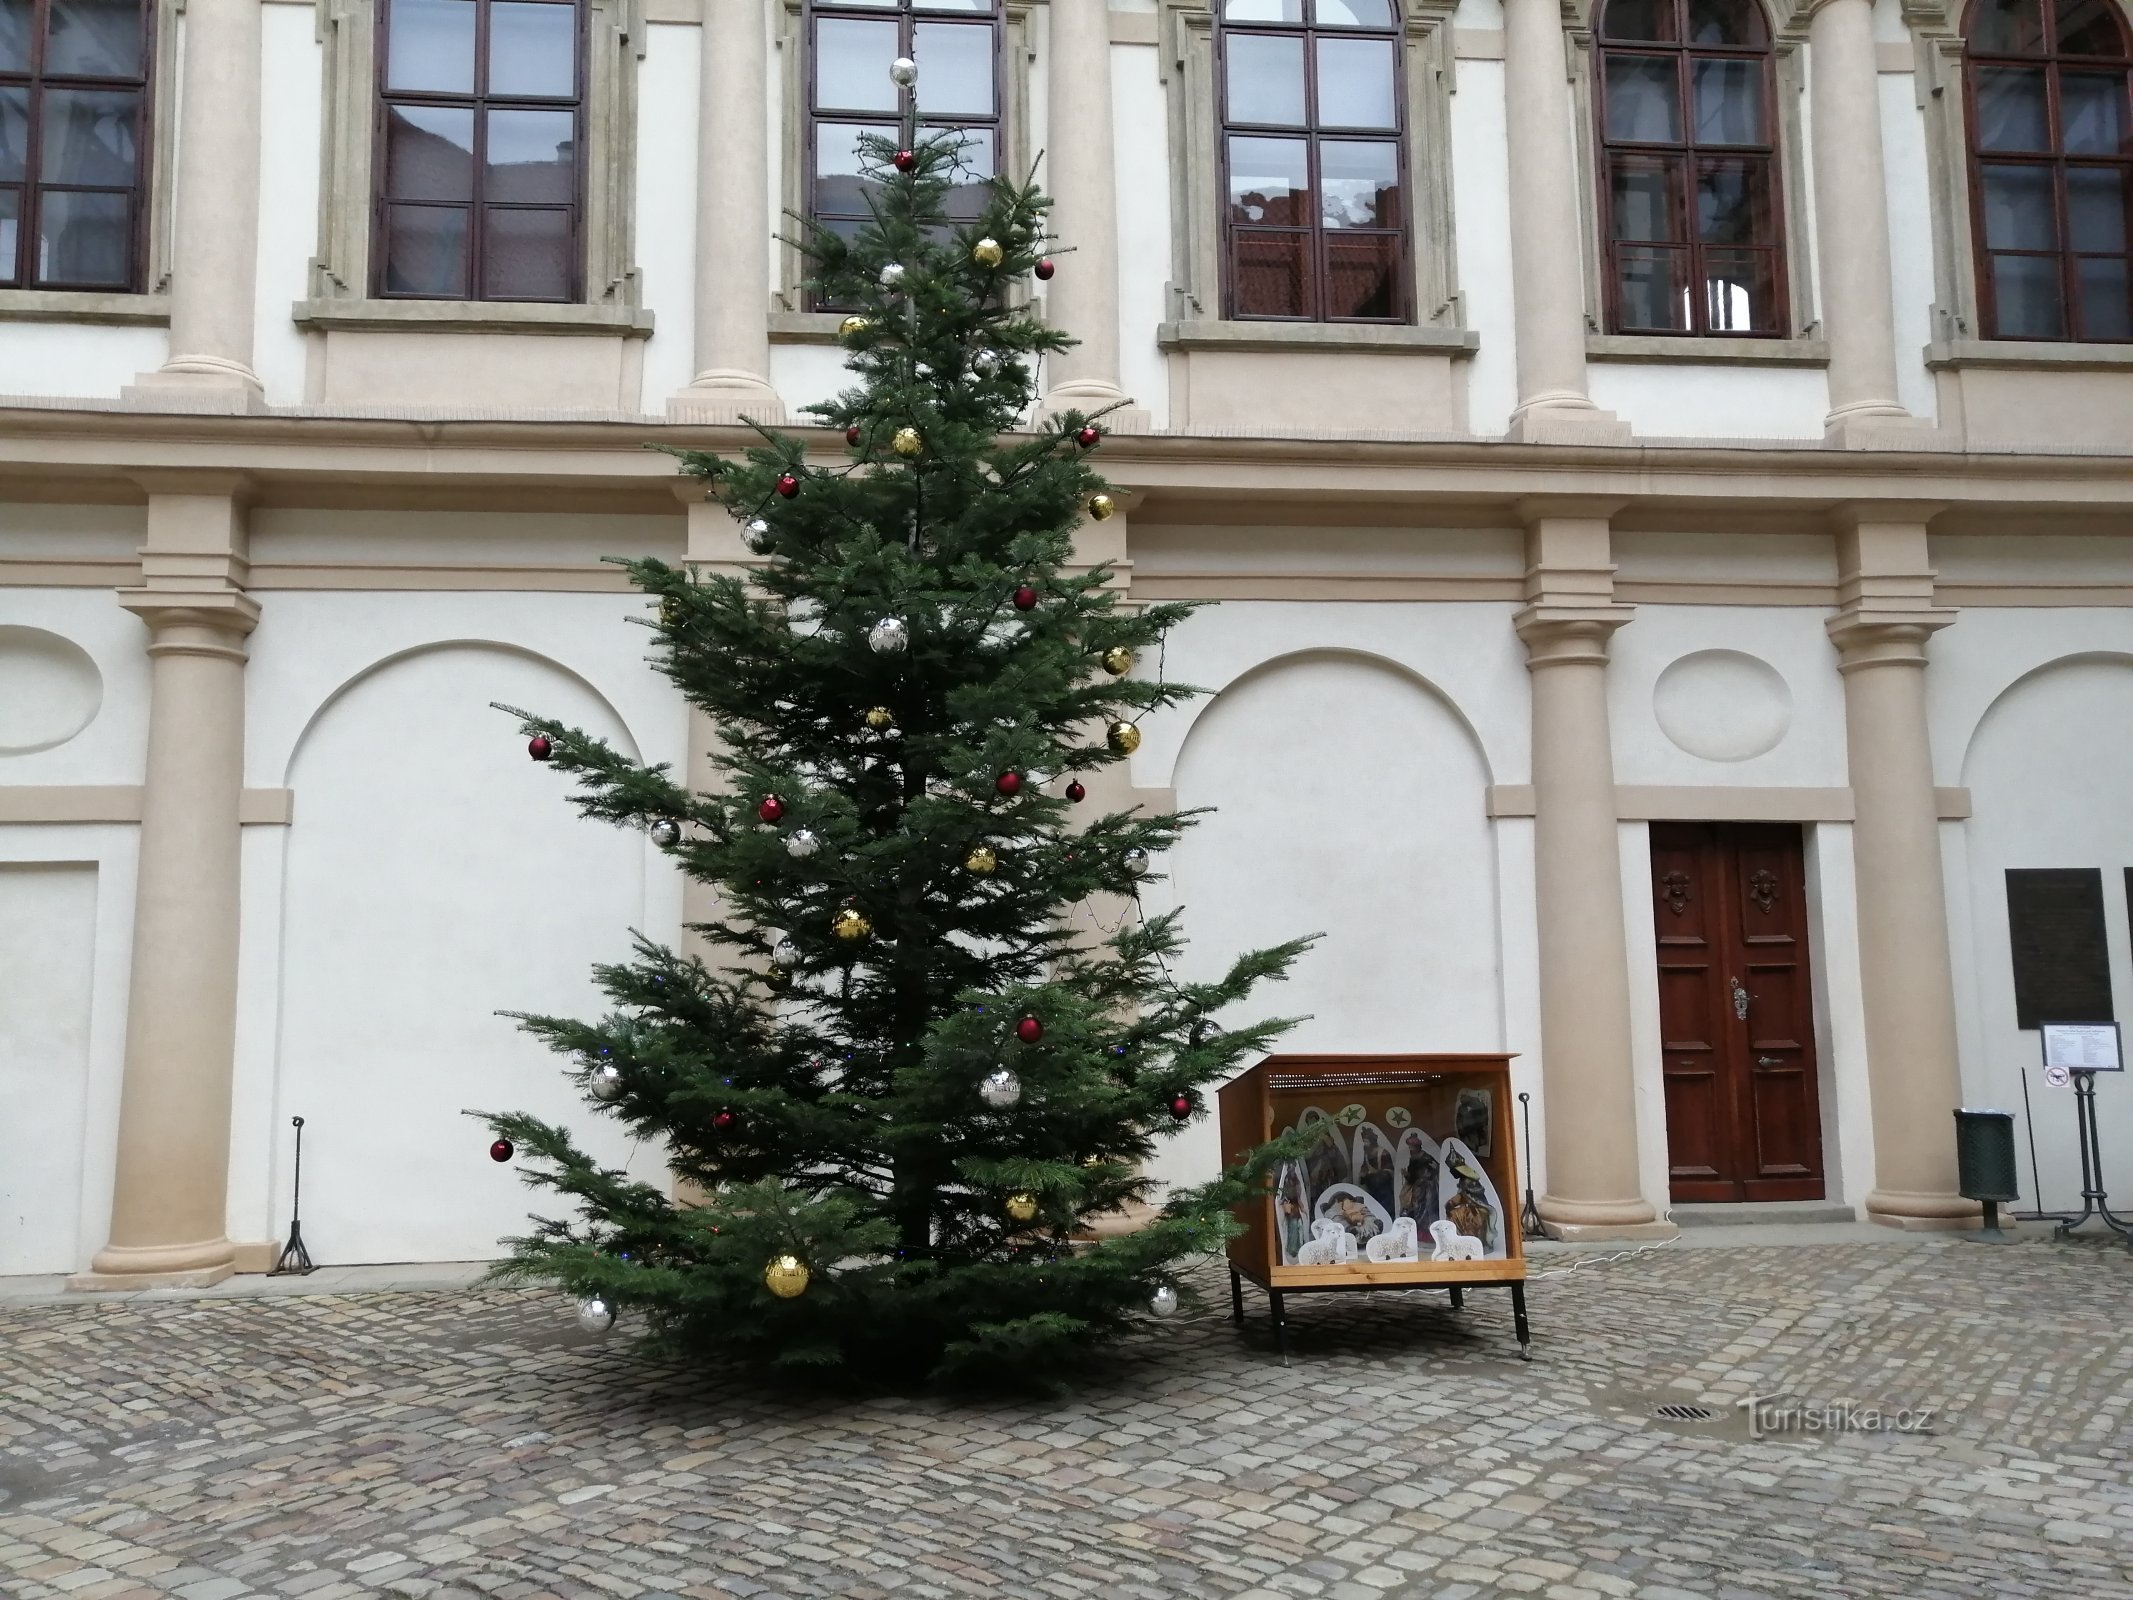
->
[1429,1219,1485,1262]
[1295,1218,1359,1266]
[1364,1217,1420,1263]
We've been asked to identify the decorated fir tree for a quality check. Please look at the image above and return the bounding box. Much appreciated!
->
[486,99,1310,1382]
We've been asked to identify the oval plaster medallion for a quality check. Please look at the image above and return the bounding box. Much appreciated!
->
[1653,649,1791,763]
[0,626,104,755]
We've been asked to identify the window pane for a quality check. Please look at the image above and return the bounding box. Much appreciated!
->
[0,186,17,282]
[2076,255,2132,338]
[913,22,993,117]
[1225,0,1306,21]
[384,203,470,296]
[814,122,893,216]
[1699,246,1776,330]
[2055,0,2128,56]
[45,0,145,77]
[1227,33,1307,126]
[1615,244,1691,328]
[1606,55,1683,142]
[482,205,570,298]
[1228,134,1310,225]
[2061,73,2129,157]
[2069,166,2129,250]
[1316,38,1396,130]
[1314,0,1393,26]
[489,2,576,97]
[923,124,994,219]
[1325,231,1397,317]
[0,87,24,184]
[913,0,993,11]
[1991,252,2065,335]
[39,90,137,187]
[37,188,127,284]
[387,0,477,94]
[1980,162,2058,247]
[1686,0,1762,46]
[1967,0,2046,53]
[1602,0,1677,41]
[1610,153,1685,241]
[1696,156,1772,244]
[0,0,28,72]
[385,105,474,201]
[1231,228,1309,316]
[1321,140,1398,228]
[816,18,899,113]
[1974,66,2050,151]
[1692,58,1765,145]
[486,108,574,201]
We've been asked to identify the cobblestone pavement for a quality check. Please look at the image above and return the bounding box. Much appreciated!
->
[3,1238,2130,1600]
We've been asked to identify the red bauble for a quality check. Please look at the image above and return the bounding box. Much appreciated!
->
[1016,1015,1043,1044]
[1167,1093,1193,1121]
[712,1109,736,1133]
[995,771,1022,797]
[1012,585,1038,611]
[758,794,786,823]
[1034,258,1056,281]
[527,735,552,762]
[1065,780,1086,803]
[776,473,800,498]
[894,149,916,172]
[489,1138,514,1162]
[846,424,862,446]
[1074,425,1100,448]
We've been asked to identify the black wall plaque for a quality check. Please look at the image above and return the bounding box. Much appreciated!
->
[2006,869,2113,1030]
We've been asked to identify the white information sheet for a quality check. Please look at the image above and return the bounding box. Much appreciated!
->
[2040,1022,2123,1072]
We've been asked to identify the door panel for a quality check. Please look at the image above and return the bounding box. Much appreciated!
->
[1650,822,1825,1202]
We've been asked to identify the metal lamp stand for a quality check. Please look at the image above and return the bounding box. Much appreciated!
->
[270,1115,316,1275]
[1517,1092,1544,1240]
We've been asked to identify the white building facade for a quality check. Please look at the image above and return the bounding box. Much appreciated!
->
[3,0,2132,1283]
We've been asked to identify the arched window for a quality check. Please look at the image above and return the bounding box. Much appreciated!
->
[1217,0,1408,323]
[1965,0,2133,341]
[805,0,1002,299]
[1595,0,1783,336]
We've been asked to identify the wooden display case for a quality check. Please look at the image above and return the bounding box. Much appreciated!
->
[1217,1052,1532,1360]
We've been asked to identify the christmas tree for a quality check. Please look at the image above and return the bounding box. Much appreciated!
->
[486,91,1310,1383]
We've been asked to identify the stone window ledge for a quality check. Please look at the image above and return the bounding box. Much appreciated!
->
[1587,332,1829,367]
[1925,339,2133,372]
[0,289,170,326]
[769,311,851,344]
[292,299,654,338]
[1156,320,1479,357]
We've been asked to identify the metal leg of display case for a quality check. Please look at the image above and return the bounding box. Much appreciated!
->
[1510,1281,1532,1361]
[1448,1284,1464,1311]
[1269,1289,1291,1365]
[1229,1264,1245,1324]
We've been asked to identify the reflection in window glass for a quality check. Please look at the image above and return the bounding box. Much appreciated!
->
[1227,33,1308,125]
[387,0,477,94]
[489,2,577,97]
[1315,38,1396,130]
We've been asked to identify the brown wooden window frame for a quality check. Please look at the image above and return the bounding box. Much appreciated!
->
[1214,0,1412,325]
[0,0,156,292]
[371,0,589,304]
[1963,0,2133,343]
[1593,0,1787,338]
[803,0,1005,312]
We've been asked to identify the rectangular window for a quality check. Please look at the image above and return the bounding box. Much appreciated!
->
[2006,867,2114,1030]
[374,0,584,302]
[0,0,153,290]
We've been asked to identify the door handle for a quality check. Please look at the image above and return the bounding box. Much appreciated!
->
[1757,1055,1781,1066]
[1730,978,1750,1020]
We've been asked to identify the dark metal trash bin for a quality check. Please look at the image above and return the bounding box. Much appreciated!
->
[1955,1108,2019,1239]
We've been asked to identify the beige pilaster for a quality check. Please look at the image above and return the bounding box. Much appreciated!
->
[1808,0,1916,443]
[670,0,784,422]
[1500,0,1628,444]
[1039,0,1147,428]
[1514,506,1668,1239]
[72,482,257,1289]
[124,0,263,409]
[1826,510,1975,1228]
[678,487,759,949]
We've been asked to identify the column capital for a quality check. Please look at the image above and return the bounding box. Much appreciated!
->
[117,590,262,650]
[1515,606,1634,666]
[1826,610,1953,670]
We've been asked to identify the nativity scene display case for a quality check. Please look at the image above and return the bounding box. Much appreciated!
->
[1218,1053,1531,1360]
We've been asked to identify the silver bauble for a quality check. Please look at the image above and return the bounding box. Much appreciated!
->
[773,934,799,966]
[979,1066,1022,1109]
[588,1062,625,1102]
[1123,846,1152,877]
[971,348,1001,375]
[649,818,682,848]
[868,616,910,655]
[576,1296,616,1333]
[786,827,822,859]
[747,517,769,536]
[889,55,918,85]
[1149,1283,1180,1318]
[879,262,906,289]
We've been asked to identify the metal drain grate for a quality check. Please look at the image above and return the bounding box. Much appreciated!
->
[1652,1403,1717,1421]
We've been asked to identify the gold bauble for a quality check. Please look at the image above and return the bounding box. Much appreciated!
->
[831,907,872,942]
[661,596,684,628]
[1087,493,1116,522]
[892,426,923,457]
[864,705,896,732]
[1005,1191,1038,1223]
[763,1254,810,1298]
[965,845,998,875]
[1107,719,1142,755]
[972,237,1004,268]
[838,315,870,337]
[1101,646,1134,676]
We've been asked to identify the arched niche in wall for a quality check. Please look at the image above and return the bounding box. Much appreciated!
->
[275,642,651,1265]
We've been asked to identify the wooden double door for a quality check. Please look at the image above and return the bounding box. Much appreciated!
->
[1649,822,1826,1203]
